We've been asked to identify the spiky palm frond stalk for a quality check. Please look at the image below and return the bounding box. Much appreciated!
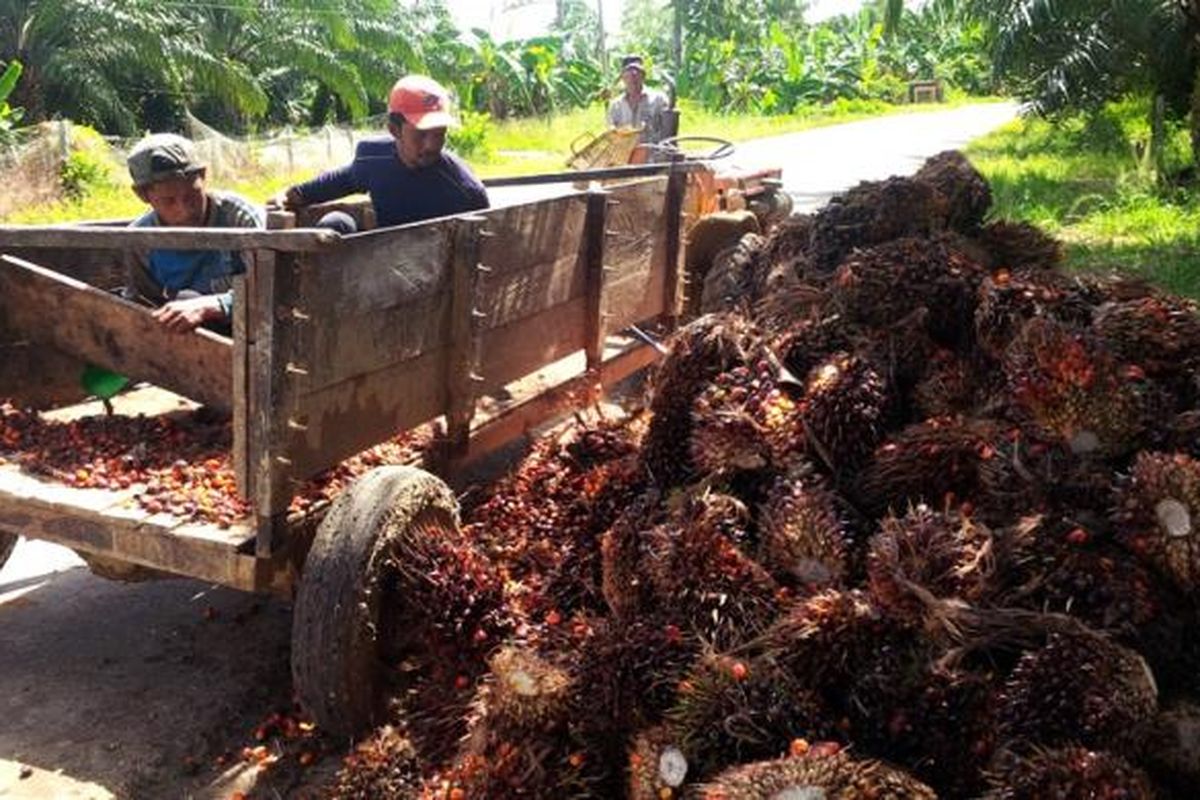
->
[666,653,836,780]
[640,314,765,488]
[756,460,852,591]
[627,725,695,800]
[913,149,993,234]
[694,746,937,800]
[600,490,664,620]
[866,504,996,623]
[982,746,1155,800]
[1115,451,1200,594]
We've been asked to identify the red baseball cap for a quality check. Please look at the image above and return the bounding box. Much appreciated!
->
[387,75,456,130]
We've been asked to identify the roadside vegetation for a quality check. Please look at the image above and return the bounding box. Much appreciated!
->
[968,96,1200,298]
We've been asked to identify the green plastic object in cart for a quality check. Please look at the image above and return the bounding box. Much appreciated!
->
[81,364,131,401]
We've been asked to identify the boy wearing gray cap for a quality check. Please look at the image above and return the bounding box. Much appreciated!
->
[125,133,264,334]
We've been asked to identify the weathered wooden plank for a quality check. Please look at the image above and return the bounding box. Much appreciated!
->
[0,226,341,253]
[602,178,670,329]
[476,193,587,280]
[605,266,667,330]
[583,190,611,370]
[451,339,661,468]
[662,166,688,328]
[283,351,444,480]
[0,254,233,411]
[475,297,587,393]
[232,271,251,491]
[474,250,587,331]
[443,216,486,456]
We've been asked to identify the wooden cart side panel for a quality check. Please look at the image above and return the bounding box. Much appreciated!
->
[0,254,234,411]
[604,177,670,330]
[287,225,453,391]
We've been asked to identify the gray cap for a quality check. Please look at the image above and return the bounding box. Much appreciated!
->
[127,133,205,187]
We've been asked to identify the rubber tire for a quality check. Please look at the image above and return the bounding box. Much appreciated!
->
[0,531,16,574]
[291,466,461,739]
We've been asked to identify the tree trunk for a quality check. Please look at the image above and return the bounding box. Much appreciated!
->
[673,0,683,75]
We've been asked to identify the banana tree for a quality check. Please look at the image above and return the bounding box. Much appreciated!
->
[0,59,23,145]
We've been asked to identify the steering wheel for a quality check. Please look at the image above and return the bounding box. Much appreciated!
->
[657,135,736,161]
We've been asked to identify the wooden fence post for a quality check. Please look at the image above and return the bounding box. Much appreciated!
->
[583,188,611,373]
[443,215,487,459]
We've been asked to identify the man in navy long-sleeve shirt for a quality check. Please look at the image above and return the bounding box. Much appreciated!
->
[277,75,488,229]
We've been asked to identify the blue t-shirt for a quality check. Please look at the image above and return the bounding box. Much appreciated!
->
[291,137,489,228]
[127,190,264,318]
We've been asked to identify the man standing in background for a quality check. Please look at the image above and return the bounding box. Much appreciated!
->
[607,54,671,154]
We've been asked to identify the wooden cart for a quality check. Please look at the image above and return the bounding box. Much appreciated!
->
[0,174,686,735]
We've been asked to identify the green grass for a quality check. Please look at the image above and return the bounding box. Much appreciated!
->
[966,98,1200,298]
[6,95,1005,223]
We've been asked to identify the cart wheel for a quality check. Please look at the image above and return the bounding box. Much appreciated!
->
[0,531,16,573]
[291,465,460,738]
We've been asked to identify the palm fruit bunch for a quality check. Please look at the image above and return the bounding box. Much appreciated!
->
[866,504,995,623]
[626,725,693,800]
[332,725,423,799]
[695,743,937,800]
[638,490,783,650]
[830,236,985,346]
[995,627,1159,753]
[799,351,888,477]
[1113,451,1200,594]
[1003,316,1147,457]
[911,348,984,418]
[853,417,1007,520]
[771,314,853,379]
[755,460,852,591]
[1094,293,1200,403]
[664,653,834,780]
[973,219,1065,271]
[973,266,1097,360]
[808,175,943,273]
[467,417,644,618]
[758,212,815,275]
[640,313,764,487]
[433,646,602,799]
[689,357,804,476]
[914,149,993,233]
[983,746,1156,800]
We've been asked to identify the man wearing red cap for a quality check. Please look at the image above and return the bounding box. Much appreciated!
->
[276,75,488,230]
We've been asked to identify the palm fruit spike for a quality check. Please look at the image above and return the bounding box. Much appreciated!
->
[996,628,1158,752]
[1004,316,1147,457]
[642,489,782,650]
[690,358,804,477]
[665,653,836,780]
[760,212,816,272]
[468,647,573,740]
[854,306,938,390]
[1094,294,1200,408]
[913,149,992,233]
[973,219,1065,271]
[695,744,937,800]
[1142,702,1200,795]
[866,504,995,623]
[982,746,1155,800]
[333,725,423,800]
[808,175,943,273]
[800,351,887,477]
[756,460,850,591]
[640,313,764,488]
[1115,451,1200,594]
[628,725,694,800]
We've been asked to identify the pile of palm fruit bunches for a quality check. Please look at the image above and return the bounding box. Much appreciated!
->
[329,151,1200,799]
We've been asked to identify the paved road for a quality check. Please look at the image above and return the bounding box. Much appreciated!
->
[0,101,1020,800]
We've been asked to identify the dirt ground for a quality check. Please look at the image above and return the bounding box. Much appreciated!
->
[0,542,337,799]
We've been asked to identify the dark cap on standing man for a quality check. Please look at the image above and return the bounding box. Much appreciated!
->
[620,55,646,74]
[127,133,206,188]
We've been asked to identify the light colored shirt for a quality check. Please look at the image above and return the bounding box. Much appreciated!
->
[607,88,671,145]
